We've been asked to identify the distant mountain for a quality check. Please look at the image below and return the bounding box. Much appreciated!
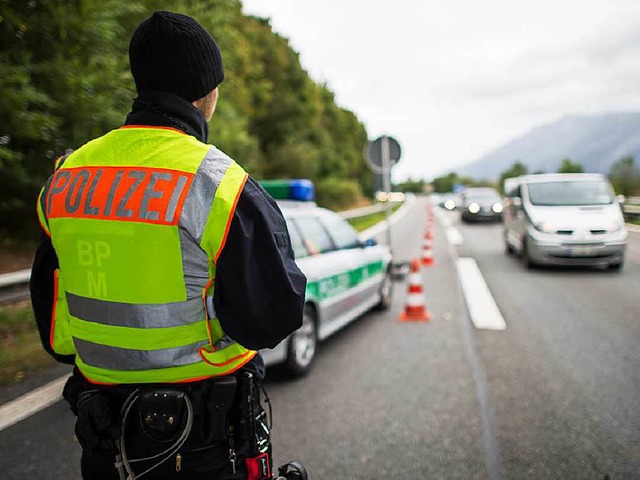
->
[458,113,640,180]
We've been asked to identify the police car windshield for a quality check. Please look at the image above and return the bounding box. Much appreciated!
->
[527,181,614,206]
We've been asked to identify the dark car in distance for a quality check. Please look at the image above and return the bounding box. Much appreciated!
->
[460,187,503,222]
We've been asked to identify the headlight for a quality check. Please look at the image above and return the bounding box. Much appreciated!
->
[492,203,503,213]
[533,222,554,233]
[607,221,622,232]
[468,203,480,214]
[444,200,455,210]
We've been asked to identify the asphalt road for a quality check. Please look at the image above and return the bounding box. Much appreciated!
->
[1,197,638,479]
[452,212,640,479]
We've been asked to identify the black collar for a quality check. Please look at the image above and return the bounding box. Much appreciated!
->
[124,92,209,143]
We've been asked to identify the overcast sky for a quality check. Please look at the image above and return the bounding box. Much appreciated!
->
[240,0,640,181]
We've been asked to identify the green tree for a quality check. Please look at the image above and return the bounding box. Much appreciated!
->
[608,155,640,196]
[498,161,528,193]
[430,172,496,193]
[557,157,584,173]
[315,177,363,211]
[0,0,138,238]
[395,177,426,193]
[431,172,460,193]
[0,0,372,239]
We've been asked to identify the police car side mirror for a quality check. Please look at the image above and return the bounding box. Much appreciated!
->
[359,238,377,248]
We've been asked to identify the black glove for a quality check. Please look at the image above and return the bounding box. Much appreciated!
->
[75,390,122,454]
[63,376,121,455]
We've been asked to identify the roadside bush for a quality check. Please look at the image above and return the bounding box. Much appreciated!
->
[315,178,364,212]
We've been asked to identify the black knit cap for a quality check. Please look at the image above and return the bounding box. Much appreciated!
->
[129,11,224,102]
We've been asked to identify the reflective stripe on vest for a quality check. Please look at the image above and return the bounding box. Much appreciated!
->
[40,127,255,384]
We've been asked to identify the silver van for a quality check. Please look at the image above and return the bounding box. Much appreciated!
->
[503,173,627,270]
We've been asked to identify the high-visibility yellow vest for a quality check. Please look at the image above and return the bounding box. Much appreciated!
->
[37,126,256,384]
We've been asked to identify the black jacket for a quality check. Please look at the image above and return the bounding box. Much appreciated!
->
[30,92,307,381]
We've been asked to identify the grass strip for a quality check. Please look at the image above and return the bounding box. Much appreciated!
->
[0,303,55,387]
[347,203,403,232]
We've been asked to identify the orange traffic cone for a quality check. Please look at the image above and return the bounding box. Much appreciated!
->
[424,229,434,240]
[421,238,435,267]
[399,259,431,322]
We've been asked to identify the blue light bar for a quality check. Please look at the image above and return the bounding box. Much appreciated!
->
[289,179,315,201]
[260,179,315,201]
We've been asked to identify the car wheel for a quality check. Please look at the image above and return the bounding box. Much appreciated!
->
[375,267,393,310]
[521,239,534,269]
[285,304,317,376]
[504,236,515,255]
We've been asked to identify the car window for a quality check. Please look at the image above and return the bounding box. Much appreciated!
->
[286,218,309,259]
[464,188,501,202]
[295,215,335,255]
[526,181,614,206]
[465,193,501,202]
[318,211,360,250]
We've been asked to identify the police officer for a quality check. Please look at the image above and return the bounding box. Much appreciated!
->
[30,11,306,480]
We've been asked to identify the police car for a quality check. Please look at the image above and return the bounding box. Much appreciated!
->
[259,180,393,376]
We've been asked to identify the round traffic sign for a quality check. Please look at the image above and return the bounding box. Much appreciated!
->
[366,135,401,174]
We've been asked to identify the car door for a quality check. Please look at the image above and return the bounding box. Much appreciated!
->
[291,212,354,340]
[316,210,385,336]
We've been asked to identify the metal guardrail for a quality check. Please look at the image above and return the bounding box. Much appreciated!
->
[623,204,640,215]
[339,203,386,220]
[0,269,30,288]
[0,270,31,305]
[623,196,640,215]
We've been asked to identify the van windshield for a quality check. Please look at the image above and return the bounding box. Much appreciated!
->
[527,181,614,206]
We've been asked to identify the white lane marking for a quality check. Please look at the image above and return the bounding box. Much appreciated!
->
[446,227,464,245]
[0,375,67,432]
[455,258,506,331]
[434,207,463,245]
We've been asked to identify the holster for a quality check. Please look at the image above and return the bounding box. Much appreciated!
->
[135,376,238,447]
[196,376,238,444]
[137,389,187,443]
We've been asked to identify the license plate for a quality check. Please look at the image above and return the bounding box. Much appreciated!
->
[569,247,595,257]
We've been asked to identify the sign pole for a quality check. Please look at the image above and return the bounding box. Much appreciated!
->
[381,136,393,256]
[365,134,400,260]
